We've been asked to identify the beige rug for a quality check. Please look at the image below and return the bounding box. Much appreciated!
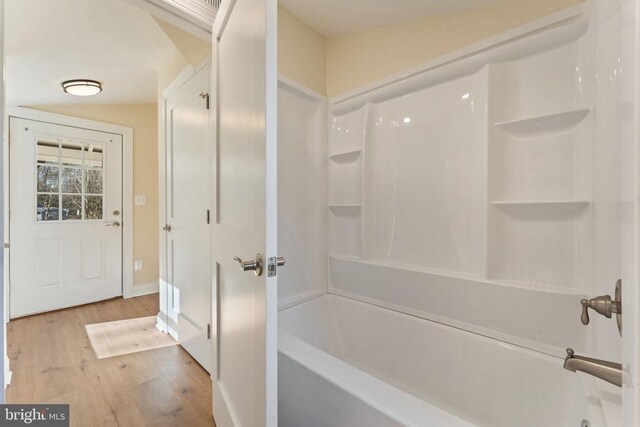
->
[85,316,177,359]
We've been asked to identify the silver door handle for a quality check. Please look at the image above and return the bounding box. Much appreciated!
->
[162,224,172,232]
[234,254,263,276]
[106,221,121,228]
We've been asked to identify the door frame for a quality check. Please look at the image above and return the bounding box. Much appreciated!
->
[156,59,211,342]
[5,107,135,307]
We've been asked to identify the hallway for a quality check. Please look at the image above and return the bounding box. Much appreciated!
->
[6,294,215,427]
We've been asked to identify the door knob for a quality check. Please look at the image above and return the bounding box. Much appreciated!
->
[234,254,263,276]
[162,224,172,232]
[106,221,121,228]
[580,279,622,335]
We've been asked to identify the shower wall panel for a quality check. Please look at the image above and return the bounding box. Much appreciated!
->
[277,81,328,309]
[326,10,597,356]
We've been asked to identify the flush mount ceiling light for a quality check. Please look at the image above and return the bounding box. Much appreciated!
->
[62,79,102,96]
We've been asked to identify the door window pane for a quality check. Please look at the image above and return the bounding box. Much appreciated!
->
[37,194,59,221]
[84,196,103,220]
[61,141,84,167]
[35,138,106,222]
[62,195,82,220]
[84,145,103,169]
[37,139,59,165]
[37,165,59,193]
[85,169,102,194]
[61,168,83,193]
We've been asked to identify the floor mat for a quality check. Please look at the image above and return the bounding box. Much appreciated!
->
[85,316,176,359]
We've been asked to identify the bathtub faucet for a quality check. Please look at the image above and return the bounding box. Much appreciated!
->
[563,348,622,387]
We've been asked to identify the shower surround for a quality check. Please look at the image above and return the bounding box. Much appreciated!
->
[277,1,624,425]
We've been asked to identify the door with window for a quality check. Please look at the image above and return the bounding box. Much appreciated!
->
[9,117,123,318]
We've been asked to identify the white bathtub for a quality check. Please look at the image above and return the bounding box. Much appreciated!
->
[278,295,616,427]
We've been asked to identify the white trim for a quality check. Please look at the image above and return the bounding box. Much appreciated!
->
[265,0,279,424]
[4,365,10,390]
[162,64,196,99]
[277,75,325,101]
[156,312,178,339]
[212,0,235,40]
[329,1,591,112]
[6,107,135,301]
[162,60,210,99]
[1,0,7,397]
[129,281,159,297]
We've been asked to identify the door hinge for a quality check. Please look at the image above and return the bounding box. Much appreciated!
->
[207,209,210,224]
[199,92,210,110]
[207,323,211,340]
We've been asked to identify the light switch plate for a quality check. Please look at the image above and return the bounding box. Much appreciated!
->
[134,260,143,271]
[135,195,146,206]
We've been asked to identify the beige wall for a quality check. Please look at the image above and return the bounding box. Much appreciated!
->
[277,1,584,98]
[154,18,210,68]
[278,6,327,96]
[326,0,584,97]
[30,104,159,288]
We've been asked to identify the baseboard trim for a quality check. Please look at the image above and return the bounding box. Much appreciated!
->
[5,354,11,389]
[125,281,159,298]
[156,312,178,340]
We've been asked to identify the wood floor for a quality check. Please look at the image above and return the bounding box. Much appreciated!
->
[6,294,215,427]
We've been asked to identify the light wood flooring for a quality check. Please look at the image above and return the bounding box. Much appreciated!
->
[6,294,215,427]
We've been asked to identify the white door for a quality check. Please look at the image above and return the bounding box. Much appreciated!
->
[211,0,278,425]
[9,117,122,318]
[165,64,212,372]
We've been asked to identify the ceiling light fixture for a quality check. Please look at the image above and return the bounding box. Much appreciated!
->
[62,79,102,96]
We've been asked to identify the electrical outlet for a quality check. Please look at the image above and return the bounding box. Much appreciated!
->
[135,195,146,206]
[134,260,143,271]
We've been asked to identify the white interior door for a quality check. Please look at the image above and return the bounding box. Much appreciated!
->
[165,64,212,372]
[211,0,278,425]
[9,117,122,318]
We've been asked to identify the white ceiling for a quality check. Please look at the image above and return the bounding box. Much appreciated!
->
[6,0,179,106]
[279,0,502,36]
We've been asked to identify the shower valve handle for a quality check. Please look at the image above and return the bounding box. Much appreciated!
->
[580,279,622,337]
[580,296,616,325]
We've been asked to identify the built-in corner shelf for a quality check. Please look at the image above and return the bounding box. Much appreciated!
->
[495,109,590,137]
[492,200,590,218]
[329,149,362,163]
